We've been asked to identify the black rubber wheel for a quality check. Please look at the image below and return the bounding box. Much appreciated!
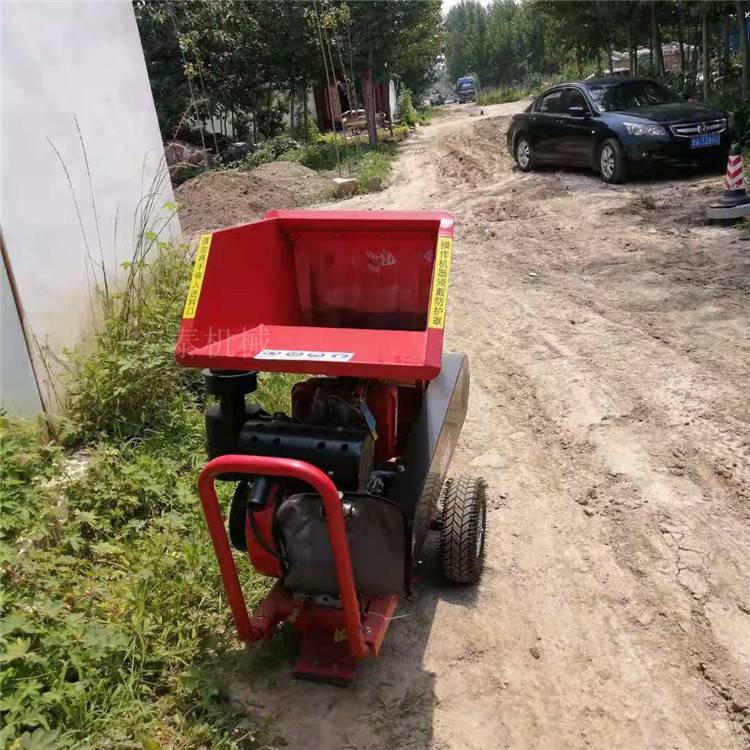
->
[228,481,249,552]
[440,476,487,584]
[598,138,628,183]
[515,135,534,172]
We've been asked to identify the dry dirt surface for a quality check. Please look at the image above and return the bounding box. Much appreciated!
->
[229,103,750,750]
[174,161,328,235]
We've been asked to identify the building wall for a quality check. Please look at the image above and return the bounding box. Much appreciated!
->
[1,254,42,416]
[0,1,179,416]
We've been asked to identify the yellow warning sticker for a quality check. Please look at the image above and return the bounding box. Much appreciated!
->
[427,236,452,329]
[182,233,212,319]
[333,627,348,643]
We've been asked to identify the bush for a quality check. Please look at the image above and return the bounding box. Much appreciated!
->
[711,82,749,147]
[304,117,320,144]
[398,88,419,127]
[284,140,340,171]
[63,243,202,446]
[355,146,397,193]
[240,135,300,169]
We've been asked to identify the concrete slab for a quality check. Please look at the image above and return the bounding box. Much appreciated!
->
[333,177,357,198]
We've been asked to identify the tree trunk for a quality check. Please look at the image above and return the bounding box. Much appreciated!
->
[738,1,750,99]
[627,28,634,74]
[722,16,731,78]
[303,82,309,134]
[656,14,665,75]
[596,49,603,77]
[289,88,295,138]
[678,15,686,73]
[363,65,377,147]
[575,42,583,78]
[607,43,614,76]
[264,87,273,139]
[702,14,710,101]
[650,3,657,74]
[648,35,654,74]
[690,25,699,94]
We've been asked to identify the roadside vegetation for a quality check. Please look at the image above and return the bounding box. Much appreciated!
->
[478,86,531,105]
[135,2,442,150]
[234,123,409,196]
[0,241,287,748]
[446,1,749,144]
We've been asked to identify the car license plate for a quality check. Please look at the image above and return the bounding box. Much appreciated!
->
[690,133,720,149]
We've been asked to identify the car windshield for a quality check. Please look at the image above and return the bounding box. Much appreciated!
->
[458,82,474,91]
[587,80,682,111]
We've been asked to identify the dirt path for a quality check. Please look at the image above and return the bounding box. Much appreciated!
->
[233,103,750,750]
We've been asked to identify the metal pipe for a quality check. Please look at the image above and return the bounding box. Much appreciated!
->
[197,455,368,659]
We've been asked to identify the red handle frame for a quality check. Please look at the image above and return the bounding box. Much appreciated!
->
[197,454,368,659]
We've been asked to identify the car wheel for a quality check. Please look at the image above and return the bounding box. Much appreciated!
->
[515,136,534,172]
[599,138,627,183]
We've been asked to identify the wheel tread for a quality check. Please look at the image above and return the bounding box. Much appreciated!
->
[440,476,487,584]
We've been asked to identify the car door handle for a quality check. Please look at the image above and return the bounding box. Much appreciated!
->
[554,118,564,124]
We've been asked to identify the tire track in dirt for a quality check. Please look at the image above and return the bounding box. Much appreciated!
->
[229,103,750,749]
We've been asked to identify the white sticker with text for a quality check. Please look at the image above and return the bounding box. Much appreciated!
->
[255,349,354,362]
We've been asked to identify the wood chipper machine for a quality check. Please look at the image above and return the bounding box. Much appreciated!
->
[174,209,487,684]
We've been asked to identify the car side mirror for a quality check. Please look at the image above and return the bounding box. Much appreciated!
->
[568,106,588,118]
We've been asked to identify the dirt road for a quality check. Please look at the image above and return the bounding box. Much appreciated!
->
[233,102,750,749]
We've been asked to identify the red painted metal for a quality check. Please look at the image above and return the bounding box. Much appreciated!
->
[294,629,359,684]
[175,210,454,381]
[362,594,400,655]
[290,592,400,683]
[244,483,282,578]
[249,582,299,640]
[365,382,399,463]
[197,454,368,658]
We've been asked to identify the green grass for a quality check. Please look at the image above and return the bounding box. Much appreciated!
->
[354,146,398,193]
[0,246,290,749]
[281,126,406,195]
[478,86,530,105]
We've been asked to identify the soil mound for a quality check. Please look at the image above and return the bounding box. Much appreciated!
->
[175,161,329,235]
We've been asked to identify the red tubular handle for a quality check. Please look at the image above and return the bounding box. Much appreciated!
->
[197,455,368,659]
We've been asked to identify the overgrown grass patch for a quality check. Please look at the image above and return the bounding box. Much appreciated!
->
[1,245,288,748]
[353,145,398,193]
[282,128,405,195]
[478,86,530,105]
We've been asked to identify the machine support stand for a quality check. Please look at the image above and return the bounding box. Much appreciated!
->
[198,455,369,658]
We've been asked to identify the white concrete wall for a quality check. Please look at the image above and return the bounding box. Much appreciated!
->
[0,0,179,416]
[1,255,42,415]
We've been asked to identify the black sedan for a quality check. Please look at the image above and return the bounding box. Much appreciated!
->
[506,78,731,183]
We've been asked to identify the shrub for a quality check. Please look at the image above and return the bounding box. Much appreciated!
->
[62,243,202,446]
[398,88,419,127]
[355,146,397,193]
[711,82,749,147]
[304,117,320,144]
[240,135,300,169]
